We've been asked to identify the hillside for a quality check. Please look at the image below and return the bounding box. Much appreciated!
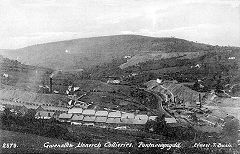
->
[0,35,220,70]
[1,35,239,96]
[0,55,53,91]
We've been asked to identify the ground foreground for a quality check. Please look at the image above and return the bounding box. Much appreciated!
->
[0,129,121,154]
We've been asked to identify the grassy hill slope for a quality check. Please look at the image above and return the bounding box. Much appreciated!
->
[0,35,218,70]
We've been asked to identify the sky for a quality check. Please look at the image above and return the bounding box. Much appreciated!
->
[0,0,239,49]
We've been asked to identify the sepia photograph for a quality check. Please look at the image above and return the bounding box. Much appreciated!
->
[0,0,239,153]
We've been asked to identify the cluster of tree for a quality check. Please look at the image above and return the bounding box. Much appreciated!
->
[0,108,92,143]
[130,88,158,109]
[144,115,195,141]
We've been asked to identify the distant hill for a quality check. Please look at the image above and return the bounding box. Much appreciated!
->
[0,35,221,70]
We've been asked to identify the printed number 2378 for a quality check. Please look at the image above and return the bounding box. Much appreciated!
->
[2,143,17,148]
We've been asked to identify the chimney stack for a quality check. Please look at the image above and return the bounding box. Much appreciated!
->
[49,77,53,93]
[199,93,202,108]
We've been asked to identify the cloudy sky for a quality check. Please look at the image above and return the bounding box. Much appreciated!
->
[0,0,239,49]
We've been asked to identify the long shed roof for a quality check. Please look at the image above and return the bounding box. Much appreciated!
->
[36,111,55,118]
[82,109,96,115]
[83,116,96,122]
[121,113,135,119]
[68,108,83,114]
[121,118,134,124]
[133,118,148,125]
[59,113,73,119]
[135,114,148,120]
[106,117,121,124]
[71,114,84,121]
[95,111,108,117]
[108,111,121,118]
[165,118,177,123]
[95,116,107,123]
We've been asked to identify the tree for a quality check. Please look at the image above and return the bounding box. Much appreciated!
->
[23,109,37,123]
[193,81,200,90]
[154,114,167,134]
[144,120,156,132]
[3,108,12,117]
[215,79,224,93]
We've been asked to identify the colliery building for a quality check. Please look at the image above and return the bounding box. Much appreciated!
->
[58,107,176,126]
[0,88,177,126]
[145,80,204,107]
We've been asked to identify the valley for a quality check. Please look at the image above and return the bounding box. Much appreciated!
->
[0,35,239,153]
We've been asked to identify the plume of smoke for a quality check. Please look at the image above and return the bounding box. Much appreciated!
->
[49,70,62,78]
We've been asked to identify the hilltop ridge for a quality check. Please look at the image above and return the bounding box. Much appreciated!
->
[0,34,226,70]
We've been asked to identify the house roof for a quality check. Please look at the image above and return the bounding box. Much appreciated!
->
[121,118,134,124]
[204,115,222,124]
[40,106,68,112]
[23,105,39,110]
[36,111,55,118]
[135,114,148,120]
[1,101,18,106]
[133,118,148,125]
[59,113,73,119]
[106,118,114,123]
[68,108,83,114]
[108,111,121,118]
[121,113,134,119]
[95,111,108,117]
[83,116,96,122]
[82,109,96,115]
[165,118,177,123]
[106,117,121,124]
[95,116,107,123]
[71,114,84,121]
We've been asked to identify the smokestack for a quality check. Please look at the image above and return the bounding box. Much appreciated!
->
[49,77,53,93]
[199,93,202,108]
[49,70,62,93]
